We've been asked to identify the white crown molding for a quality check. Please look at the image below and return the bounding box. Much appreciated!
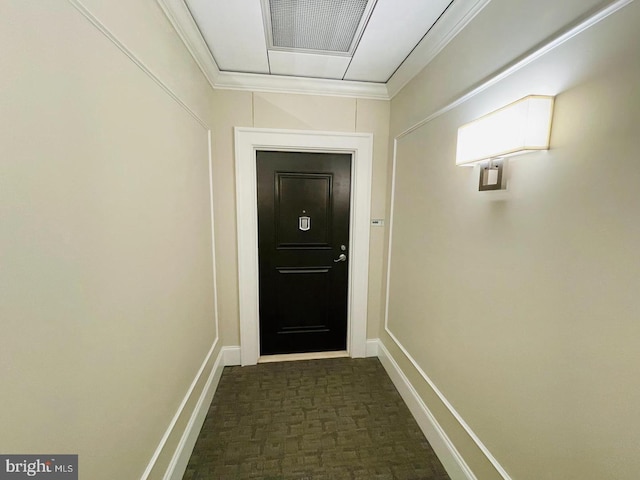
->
[386,0,493,99]
[155,0,221,89]
[216,71,389,99]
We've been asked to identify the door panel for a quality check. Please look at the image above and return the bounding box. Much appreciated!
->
[276,173,332,247]
[276,267,330,332]
[257,151,351,355]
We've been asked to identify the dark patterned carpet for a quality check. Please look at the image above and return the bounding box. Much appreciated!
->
[183,357,450,480]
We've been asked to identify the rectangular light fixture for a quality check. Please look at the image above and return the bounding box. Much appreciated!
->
[456,95,555,166]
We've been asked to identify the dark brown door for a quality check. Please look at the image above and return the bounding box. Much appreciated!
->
[256,150,351,355]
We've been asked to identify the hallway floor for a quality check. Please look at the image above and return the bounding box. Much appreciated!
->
[183,357,450,480]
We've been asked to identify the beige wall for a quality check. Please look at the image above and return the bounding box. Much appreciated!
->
[0,4,390,477]
[211,91,390,346]
[15,0,635,478]
[0,1,218,478]
[385,1,640,479]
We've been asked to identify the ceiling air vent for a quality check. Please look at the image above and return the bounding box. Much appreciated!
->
[263,0,374,56]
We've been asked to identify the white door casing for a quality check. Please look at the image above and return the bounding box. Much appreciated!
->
[234,127,373,365]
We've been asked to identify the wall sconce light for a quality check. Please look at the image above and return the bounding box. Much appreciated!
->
[456,95,555,190]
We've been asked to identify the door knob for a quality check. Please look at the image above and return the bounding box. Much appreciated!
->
[333,253,347,263]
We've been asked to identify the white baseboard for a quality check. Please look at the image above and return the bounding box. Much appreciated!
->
[222,345,241,366]
[163,344,225,480]
[140,340,219,479]
[366,338,380,357]
[162,345,243,480]
[375,340,478,480]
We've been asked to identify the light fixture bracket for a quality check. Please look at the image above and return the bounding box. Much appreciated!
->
[478,158,506,191]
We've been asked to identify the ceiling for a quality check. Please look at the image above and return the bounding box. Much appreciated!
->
[158,0,491,99]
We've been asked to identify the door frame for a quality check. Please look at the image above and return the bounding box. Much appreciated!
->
[235,127,373,366]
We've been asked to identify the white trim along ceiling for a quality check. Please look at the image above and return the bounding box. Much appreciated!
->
[156,0,492,99]
[234,128,373,366]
